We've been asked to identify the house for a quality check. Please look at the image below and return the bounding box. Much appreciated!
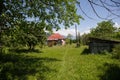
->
[47,33,65,47]
[89,37,120,53]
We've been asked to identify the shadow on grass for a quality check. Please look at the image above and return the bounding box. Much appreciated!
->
[81,48,90,55]
[0,52,61,80]
[98,63,120,80]
[9,48,43,54]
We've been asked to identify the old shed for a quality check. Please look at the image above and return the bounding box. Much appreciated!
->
[89,37,120,53]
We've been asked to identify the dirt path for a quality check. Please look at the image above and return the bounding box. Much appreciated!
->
[55,47,82,80]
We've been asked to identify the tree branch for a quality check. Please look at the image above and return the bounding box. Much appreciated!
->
[86,0,120,19]
[88,0,107,19]
[111,0,120,4]
[100,0,120,17]
[77,3,95,20]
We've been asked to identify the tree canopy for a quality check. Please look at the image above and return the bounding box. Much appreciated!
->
[0,0,82,50]
[90,21,116,39]
[88,20,120,41]
[0,0,81,29]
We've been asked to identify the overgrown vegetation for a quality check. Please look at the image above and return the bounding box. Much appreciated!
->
[0,0,120,79]
[112,44,120,59]
[0,45,120,80]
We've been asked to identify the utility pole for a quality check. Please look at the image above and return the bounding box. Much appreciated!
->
[78,32,80,47]
[75,24,78,47]
[75,24,80,47]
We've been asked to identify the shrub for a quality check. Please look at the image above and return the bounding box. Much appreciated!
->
[112,44,120,59]
[101,50,110,55]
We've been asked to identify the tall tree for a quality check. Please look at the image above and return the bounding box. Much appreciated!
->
[90,20,116,39]
[0,0,82,50]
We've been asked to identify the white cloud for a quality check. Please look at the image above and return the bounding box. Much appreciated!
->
[54,29,76,36]
[80,29,90,35]
[53,28,90,36]
[114,22,120,28]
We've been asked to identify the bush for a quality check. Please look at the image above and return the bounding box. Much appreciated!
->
[101,50,110,55]
[112,44,120,59]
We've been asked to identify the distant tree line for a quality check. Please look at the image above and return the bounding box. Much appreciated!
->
[81,20,120,45]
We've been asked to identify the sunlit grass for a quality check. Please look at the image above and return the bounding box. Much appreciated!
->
[0,44,120,80]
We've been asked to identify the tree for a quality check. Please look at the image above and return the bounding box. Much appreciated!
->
[81,33,90,45]
[0,0,81,28]
[0,0,82,50]
[90,20,116,39]
[1,21,47,50]
[66,34,73,45]
[113,27,120,40]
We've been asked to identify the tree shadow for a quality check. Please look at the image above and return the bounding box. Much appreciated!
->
[81,48,90,55]
[9,48,43,54]
[98,63,120,80]
[0,52,61,80]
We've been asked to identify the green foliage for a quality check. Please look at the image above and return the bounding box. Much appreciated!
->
[66,34,73,45]
[101,50,110,55]
[90,20,116,39]
[113,28,120,39]
[2,21,46,50]
[0,0,82,50]
[25,34,38,50]
[112,44,120,59]
[81,33,90,45]
[0,0,81,29]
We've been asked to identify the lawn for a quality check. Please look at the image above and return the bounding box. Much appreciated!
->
[0,45,120,80]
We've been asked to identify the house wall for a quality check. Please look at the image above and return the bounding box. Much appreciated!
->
[47,39,64,47]
[47,40,56,47]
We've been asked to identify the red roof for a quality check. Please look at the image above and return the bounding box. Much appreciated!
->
[47,33,64,40]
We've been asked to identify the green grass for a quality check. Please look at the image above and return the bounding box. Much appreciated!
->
[0,45,120,80]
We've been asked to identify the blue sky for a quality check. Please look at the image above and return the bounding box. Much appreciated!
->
[77,0,120,33]
[55,0,120,36]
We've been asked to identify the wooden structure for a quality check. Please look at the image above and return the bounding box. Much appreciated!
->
[47,33,65,47]
[89,37,120,53]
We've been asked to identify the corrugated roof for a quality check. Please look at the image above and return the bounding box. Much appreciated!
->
[47,33,64,40]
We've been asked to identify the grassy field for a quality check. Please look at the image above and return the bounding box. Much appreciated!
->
[0,45,120,80]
